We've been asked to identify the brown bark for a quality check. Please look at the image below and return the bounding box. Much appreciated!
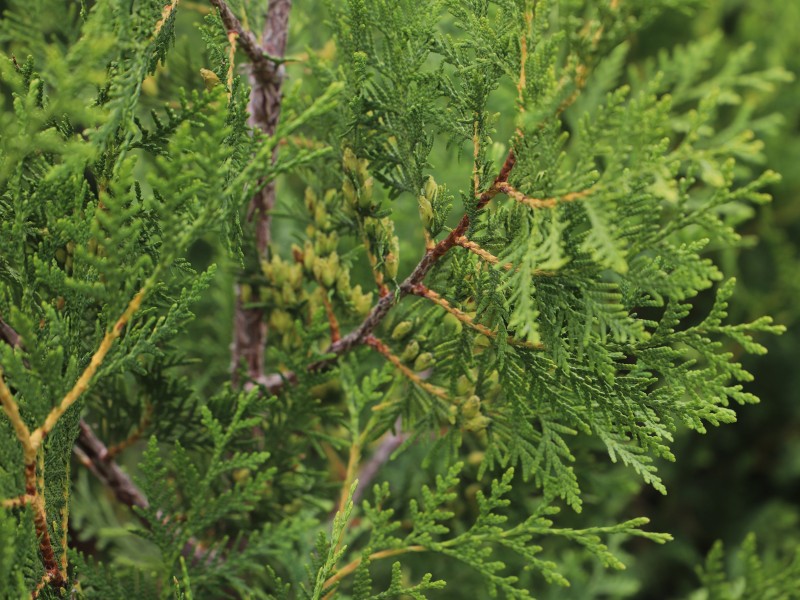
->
[230,0,293,387]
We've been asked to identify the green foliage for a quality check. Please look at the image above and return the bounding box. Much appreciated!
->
[0,0,792,598]
[691,534,800,600]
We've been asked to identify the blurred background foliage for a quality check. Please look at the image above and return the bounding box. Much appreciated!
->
[2,0,797,597]
[629,1,800,597]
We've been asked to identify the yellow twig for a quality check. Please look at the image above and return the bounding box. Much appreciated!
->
[411,285,544,351]
[322,545,427,597]
[337,442,360,515]
[0,370,36,463]
[153,0,179,37]
[227,31,237,94]
[497,182,596,209]
[1,494,33,508]
[455,236,513,271]
[32,287,148,448]
[517,1,534,108]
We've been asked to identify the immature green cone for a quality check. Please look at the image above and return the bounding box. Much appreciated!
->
[313,253,339,288]
[336,267,351,294]
[391,320,413,340]
[302,241,315,274]
[423,175,437,200]
[199,68,221,90]
[350,284,373,316]
[462,395,481,418]
[314,203,330,230]
[400,339,420,363]
[418,195,434,229]
[456,375,473,395]
[304,187,318,213]
[342,147,358,173]
[383,252,399,279]
[359,176,374,210]
[342,178,357,207]
[240,283,253,304]
[269,309,293,334]
[356,157,370,182]
[464,414,491,432]
[443,312,463,335]
[413,352,435,371]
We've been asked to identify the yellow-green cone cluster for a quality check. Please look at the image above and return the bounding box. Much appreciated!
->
[342,147,400,282]
[300,186,373,317]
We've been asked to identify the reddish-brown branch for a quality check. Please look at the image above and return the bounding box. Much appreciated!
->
[1,371,66,591]
[307,149,518,374]
[106,402,153,460]
[230,0,293,388]
[74,420,150,510]
[74,420,221,565]
[209,0,270,73]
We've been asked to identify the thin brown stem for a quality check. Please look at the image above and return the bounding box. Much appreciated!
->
[74,420,149,509]
[365,336,449,401]
[312,150,518,368]
[106,402,153,460]
[454,236,513,270]
[410,284,544,351]
[497,182,597,209]
[1,341,64,590]
[74,420,220,565]
[209,0,269,72]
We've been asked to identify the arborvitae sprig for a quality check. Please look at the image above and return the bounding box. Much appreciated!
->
[693,533,800,600]
[0,0,791,598]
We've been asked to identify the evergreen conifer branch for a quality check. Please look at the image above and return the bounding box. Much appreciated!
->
[73,420,149,511]
[312,149,519,370]
[0,371,65,590]
[0,0,792,596]
[209,0,267,74]
[32,284,151,447]
[365,336,449,402]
